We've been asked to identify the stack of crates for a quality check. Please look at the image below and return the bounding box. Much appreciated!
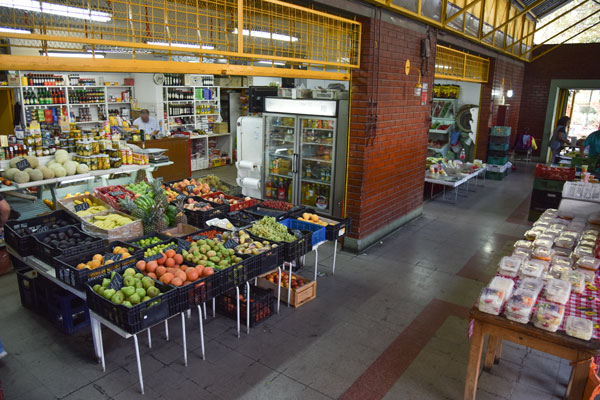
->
[527,164,574,221]
[486,126,511,180]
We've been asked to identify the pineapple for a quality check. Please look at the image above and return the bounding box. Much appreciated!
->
[120,197,144,220]
[154,205,168,232]
[152,179,168,209]
[174,198,188,226]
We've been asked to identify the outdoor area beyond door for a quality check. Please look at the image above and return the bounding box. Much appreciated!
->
[566,89,600,140]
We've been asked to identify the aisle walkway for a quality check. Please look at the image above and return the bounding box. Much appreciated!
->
[0,163,573,400]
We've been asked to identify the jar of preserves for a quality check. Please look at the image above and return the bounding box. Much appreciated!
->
[99,154,110,169]
[110,157,122,168]
[126,148,133,165]
[90,140,100,155]
[120,148,128,164]
[89,155,98,171]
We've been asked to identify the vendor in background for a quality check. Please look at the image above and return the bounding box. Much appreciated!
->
[549,116,571,164]
[579,123,600,156]
[133,109,160,137]
[0,193,10,359]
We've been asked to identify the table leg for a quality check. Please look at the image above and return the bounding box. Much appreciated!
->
[181,313,187,367]
[133,334,144,395]
[464,321,485,400]
[90,317,101,363]
[97,321,105,373]
[288,262,292,307]
[147,328,152,349]
[236,286,241,338]
[164,320,169,341]
[332,240,338,275]
[314,247,319,281]
[212,298,215,318]
[277,266,282,314]
[568,355,591,400]
[203,303,207,320]
[483,335,499,371]
[197,305,206,360]
[246,282,250,335]
[495,340,502,364]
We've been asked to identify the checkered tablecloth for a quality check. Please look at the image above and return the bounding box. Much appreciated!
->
[497,273,600,340]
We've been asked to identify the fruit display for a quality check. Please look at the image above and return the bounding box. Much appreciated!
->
[233,238,278,256]
[143,242,177,258]
[184,197,215,211]
[162,185,181,203]
[264,270,308,290]
[13,219,71,236]
[92,268,163,306]
[297,212,333,227]
[89,213,136,229]
[71,197,110,217]
[95,185,136,208]
[126,181,153,196]
[250,217,297,242]
[183,229,221,241]
[170,178,211,196]
[0,177,12,186]
[182,238,243,271]
[76,246,134,270]
[137,248,215,286]
[203,193,252,207]
[120,180,169,234]
[261,200,295,211]
[3,151,93,185]
[38,227,97,250]
[133,236,165,249]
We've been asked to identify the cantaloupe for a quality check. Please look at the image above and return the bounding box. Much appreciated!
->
[9,157,23,169]
[76,164,89,174]
[46,160,59,169]
[27,169,43,181]
[63,161,78,176]
[50,164,67,178]
[3,168,19,180]
[13,171,30,184]
[37,166,55,179]
[54,149,69,164]
[24,156,39,168]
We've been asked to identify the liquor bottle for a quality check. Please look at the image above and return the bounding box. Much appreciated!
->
[277,179,286,200]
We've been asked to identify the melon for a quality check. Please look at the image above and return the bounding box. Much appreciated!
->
[76,164,89,174]
[63,161,78,176]
[37,166,55,179]
[8,157,24,169]
[54,149,69,164]
[3,168,19,180]
[27,168,43,181]
[50,165,67,178]
[13,171,30,184]
[24,155,39,168]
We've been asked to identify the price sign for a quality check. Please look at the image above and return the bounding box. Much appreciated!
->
[36,225,50,233]
[186,185,196,193]
[74,202,90,212]
[292,229,303,239]
[163,244,177,253]
[176,194,187,202]
[108,273,124,291]
[15,158,31,171]
[104,253,123,262]
[145,253,162,262]
[109,190,124,197]
[190,235,207,241]
[178,239,191,251]
[223,238,238,249]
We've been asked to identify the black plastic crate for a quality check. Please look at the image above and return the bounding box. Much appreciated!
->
[174,272,219,310]
[33,225,104,267]
[16,267,43,311]
[5,210,80,257]
[287,208,352,240]
[226,210,258,229]
[46,286,90,334]
[86,275,180,334]
[141,238,180,261]
[244,204,305,222]
[216,284,274,327]
[127,233,172,251]
[184,196,228,228]
[250,229,312,262]
[531,189,562,209]
[54,241,142,290]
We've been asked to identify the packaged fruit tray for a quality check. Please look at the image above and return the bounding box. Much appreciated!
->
[288,209,352,240]
[216,284,274,327]
[94,185,137,212]
[127,233,172,251]
[86,269,180,334]
[33,225,105,266]
[81,210,144,242]
[280,218,326,247]
[5,210,80,257]
[201,192,258,212]
[54,241,141,290]
[57,194,114,220]
[183,196,228,228]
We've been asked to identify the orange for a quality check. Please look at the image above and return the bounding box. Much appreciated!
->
[157,253,167,265]
[147,272,157,280]
[171,277,183,287]
[146,261,158,273]
[92,254,103,262]
[165,258,175,268]
[122,253,131,259]
[202,267,214,277]
[165,249,176,258]
[173,254,183,265]
[89,259,101,269]
[160,272,174,285]
[175,270,186,282]
[113,246,123,254]
[186,268,199,282]
[136,260,146,271]
[156,266,167,277]
[76,263,86,270]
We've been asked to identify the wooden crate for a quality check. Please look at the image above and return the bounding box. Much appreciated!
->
[81,210,143,242]
[257,270,316,307]
[162,223,201,237]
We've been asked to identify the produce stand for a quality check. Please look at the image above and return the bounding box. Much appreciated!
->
[425,161,486,203]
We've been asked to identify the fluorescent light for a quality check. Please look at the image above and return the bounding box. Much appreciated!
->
[506,89,513,98]
[0,27,30,34]
[147,41,201,49]
[257,60,285,66]
[0,0,111,22]
[232,28,298,42]
[47,52,104,58]
[202,45,215,50]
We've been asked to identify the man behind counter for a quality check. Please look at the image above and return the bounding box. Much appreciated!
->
[133,109,160,137]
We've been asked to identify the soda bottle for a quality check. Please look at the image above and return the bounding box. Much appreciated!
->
[277,179,286,200]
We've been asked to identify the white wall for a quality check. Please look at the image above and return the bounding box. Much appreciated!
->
[435,79,482,143]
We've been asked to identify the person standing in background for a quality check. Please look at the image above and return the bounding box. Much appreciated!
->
[0,193,10,360]
[133,109,160,137]
[549,116,571,164]
[580,123,600,156]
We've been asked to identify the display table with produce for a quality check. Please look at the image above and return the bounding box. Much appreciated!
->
[467,207,600,399]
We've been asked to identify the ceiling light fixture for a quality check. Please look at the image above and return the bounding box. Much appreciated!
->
[147,41,201,49]
[46,51,105,58]
[257,60,285,66]
[0,27,31,34]
[0,0,111,22]
[232,28,298,42]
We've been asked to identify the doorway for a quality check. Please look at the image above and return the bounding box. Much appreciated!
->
[566,89,600,140]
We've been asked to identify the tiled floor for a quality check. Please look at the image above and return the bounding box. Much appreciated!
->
[0,163,576,400]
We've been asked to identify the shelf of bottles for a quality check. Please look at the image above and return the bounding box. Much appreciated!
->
[163,79,221,133]
[299,118,336,211]
[264,115,295,202]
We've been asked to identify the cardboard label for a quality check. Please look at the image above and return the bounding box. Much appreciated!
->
[16,158,31,171]
[74,202,90,212]
[338,227,346,237]
[104,253,123,262]
[108,273,123,291]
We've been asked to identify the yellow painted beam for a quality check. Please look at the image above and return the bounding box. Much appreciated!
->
[530,20,600,62]
[445,0,483,24]
[481,0,547,40]
[0,55,351,80]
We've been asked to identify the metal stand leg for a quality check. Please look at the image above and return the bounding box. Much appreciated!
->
[287,262,292,307]
[197,305,206,360]
[164,320,169,341]
[236,286,241,338]
[90,317,101,363]
[332,240,338,275]
[277,266,282,314]
[181,313,187,367]
[186,309,191,319]
[212,298,215,318]
[313,247,319,281]
[97,322,105,373]
[246,282,251,335]
[133,334,144,395]
[147,329,152,348]
[203,303,207,320]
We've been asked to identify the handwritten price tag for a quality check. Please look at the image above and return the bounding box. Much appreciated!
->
[15,158,31,171]
[74,202,90,212]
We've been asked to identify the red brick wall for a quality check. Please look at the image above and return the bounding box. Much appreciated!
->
[476,57,525,160]
[518,43,600,155]
[347,18,435,240]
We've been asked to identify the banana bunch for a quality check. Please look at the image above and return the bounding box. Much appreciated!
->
[73,197,94,207]
[63,191,91,199]
[91,214,135,230]
[77,205,109,217]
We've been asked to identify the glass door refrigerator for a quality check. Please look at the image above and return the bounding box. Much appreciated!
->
[263,98,345,215]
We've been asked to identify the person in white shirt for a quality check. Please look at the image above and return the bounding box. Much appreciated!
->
[133,109,160,136]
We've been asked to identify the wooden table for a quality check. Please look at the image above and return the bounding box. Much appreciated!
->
[465,307,600,400]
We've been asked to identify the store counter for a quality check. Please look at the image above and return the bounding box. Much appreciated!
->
[128,137,190,182]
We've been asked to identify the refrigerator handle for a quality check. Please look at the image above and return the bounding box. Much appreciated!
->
[293,153,299,174]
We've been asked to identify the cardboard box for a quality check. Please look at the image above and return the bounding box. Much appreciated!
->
[162,223,201,237]
[257,270,316,307]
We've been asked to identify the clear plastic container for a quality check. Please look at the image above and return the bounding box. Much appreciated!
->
[545,227,562,237]
[582,233,598,242]
[579,239,596,248]
[478,287,507,315]
[533,221,550,230]
[524,229,541,241]
[577,256,600,271]
[543,208,559,217]
[548,264,570,281]
[554,236,575,249]
[549,224,566,232]
[565,316,593,341]
[514,240,534,250]
[533,301,565,332]
[574,246,595,259]
[568,270,586,294]
[538,233,557,242]
[533,238,554,249]
[519,277,544,297]
[520,259,547,279]
[498,256,523,277]
[552,255,573,269]
[568,221,586,231]
[583,229,600,237]
[544,278,572,304]
[533,247,554,262]
[489,276,515,295]
[561,230,580,241]
[513,248,532,259]
[578,268,595,284]
[505,289,537,324]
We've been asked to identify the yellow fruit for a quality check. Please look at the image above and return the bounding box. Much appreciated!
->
[105,260,114,265]
[122,253,131,259]
[113,246,123,254]
[84,191,90,195]
[76,263,86,270]
[92,254,103,262]
[89,259,101,269]
[311,214,319,222]
[302,213,310,220]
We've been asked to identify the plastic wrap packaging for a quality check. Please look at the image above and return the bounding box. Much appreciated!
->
[582,233,598,242]
[565,316,593,340]
[533,301,565,332]
[505,289,537,324]
[524,229,542,241]
[549,224,566,232]
[533,221,550,230]
[514,240,534,250]
[546,265,570,282]
[545,227,562,237]
[561,230,580,241]
[490,276,515,295]
[533,247,554,262]
[566,270,586,294]
[579,239,596,249]
[544,278,572,304]
[574,245,595,259]
[519,277,544,297]
[543,208,559,217]
[552,255,573,269]
[498,256,523,277]
[569,222,586,232]
[588,212,600,225]
[478,287,508,315]
[533,238,554,249]
[513,247,532,258]
[583,229,600,238]
[577,256,600,271]
[578,268,595,284]
[554,236,576,250]
[538,233,557,242]
[520,259,548,279]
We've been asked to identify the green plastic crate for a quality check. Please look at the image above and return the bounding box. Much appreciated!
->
[488,156,509,165]
[491,126,511,137]
[486,170,508,180]
[533,178,566,193]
